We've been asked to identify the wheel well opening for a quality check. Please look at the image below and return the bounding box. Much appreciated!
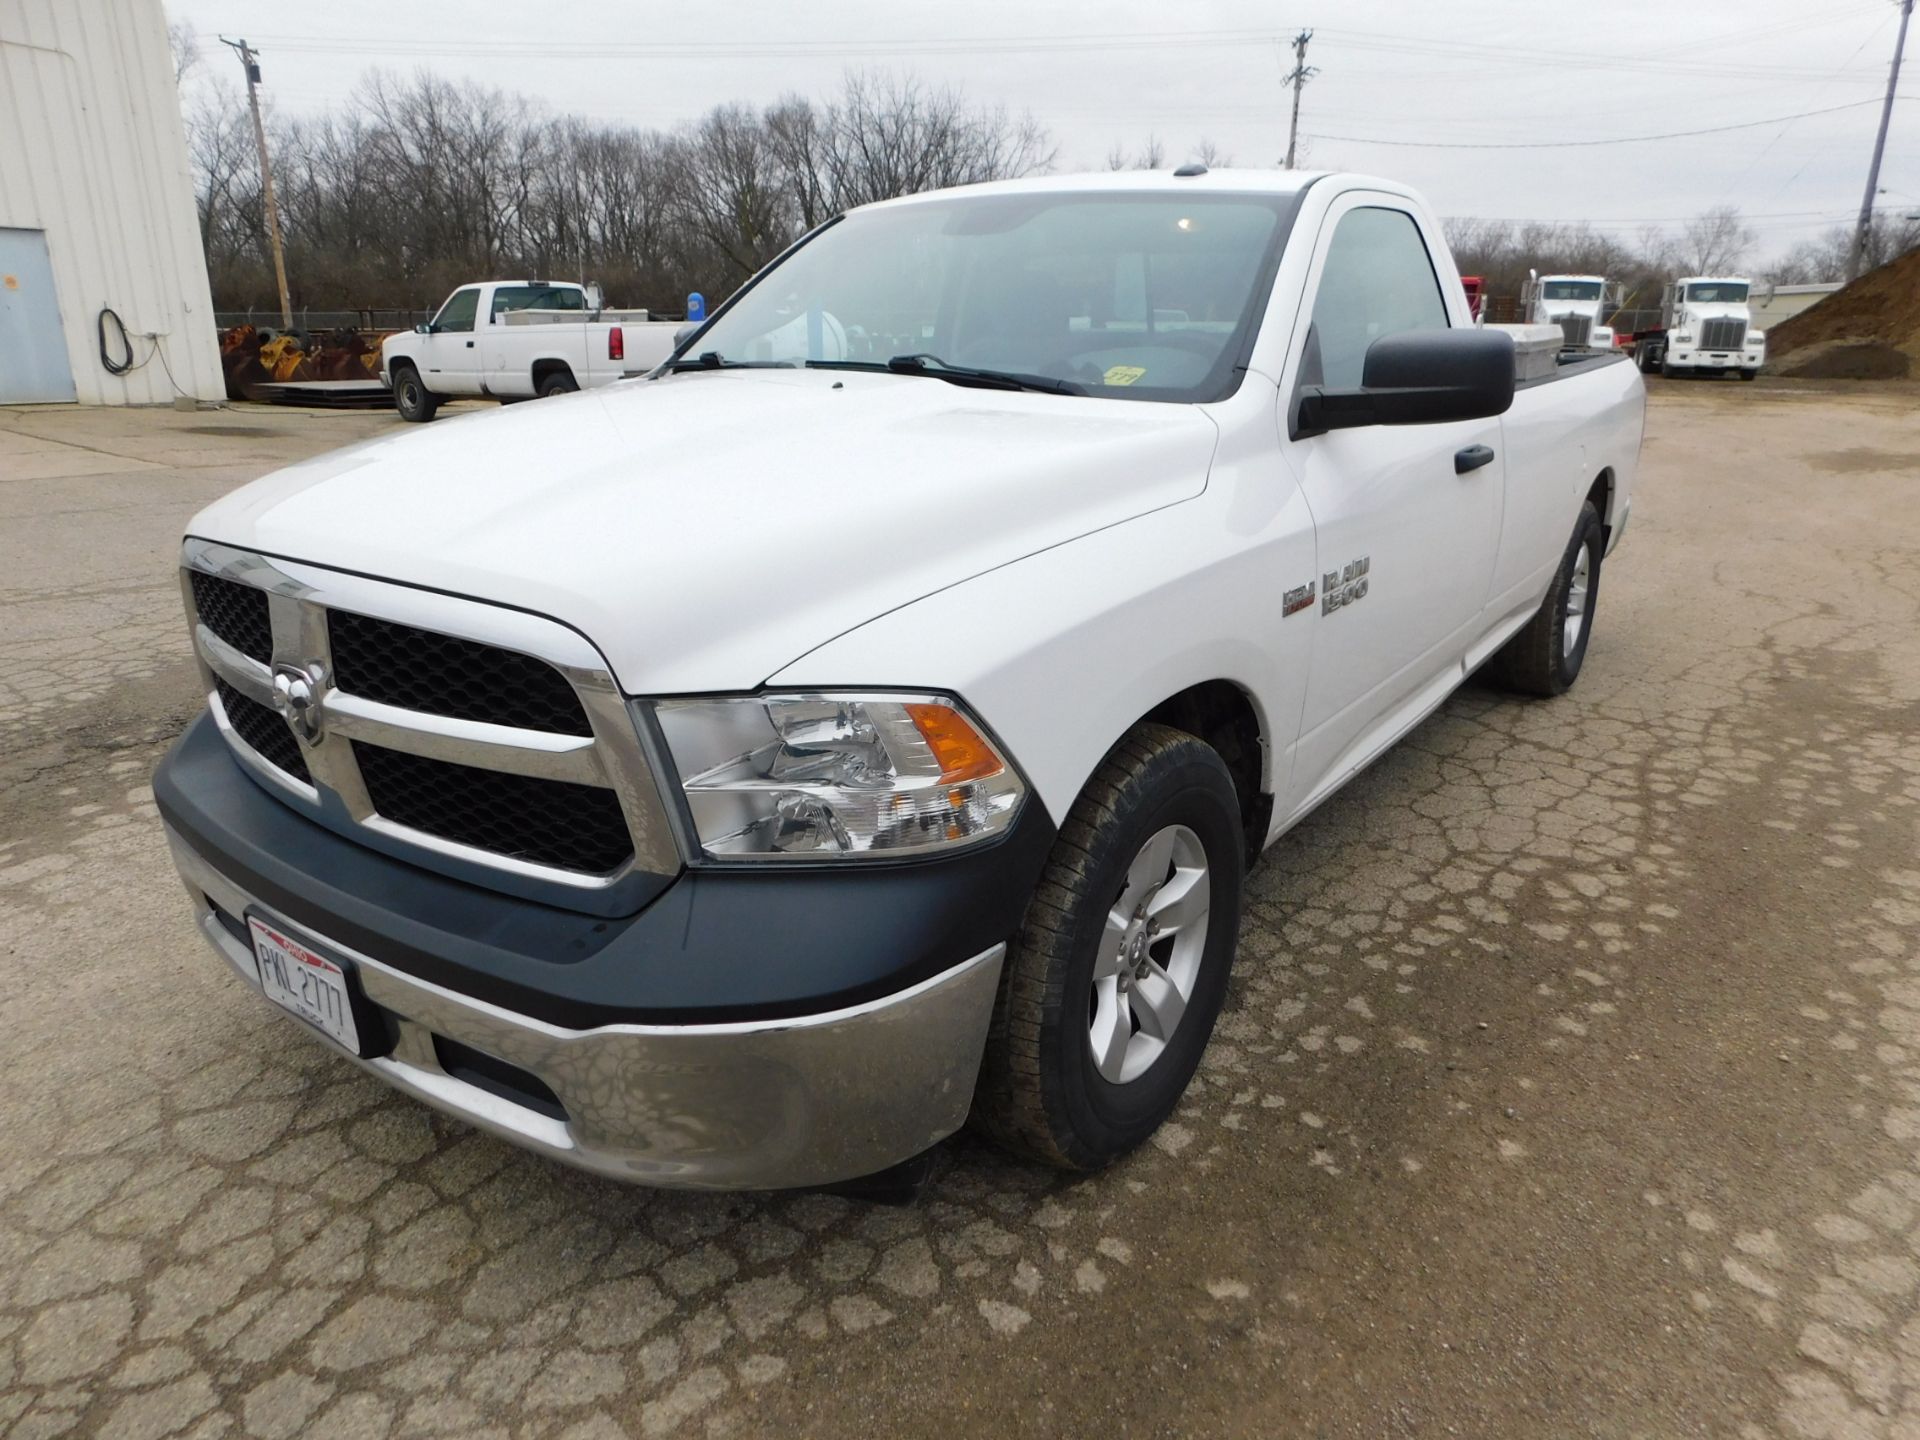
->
[532,359,575,385]
[1587,469,1614,547]
[1141,680,1269,854]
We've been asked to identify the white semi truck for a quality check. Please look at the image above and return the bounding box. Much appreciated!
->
[1630,277,1766,380]
[1525,274,1619,351]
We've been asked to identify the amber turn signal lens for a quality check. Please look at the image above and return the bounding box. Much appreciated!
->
[905,703,1003,785]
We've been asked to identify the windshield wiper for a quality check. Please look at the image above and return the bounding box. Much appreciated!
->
[664,351,800,373]
[804,354,1077,395]
[884,353,1080,395]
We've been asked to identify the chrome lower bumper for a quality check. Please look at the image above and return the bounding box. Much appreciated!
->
[166,825,1004,1190]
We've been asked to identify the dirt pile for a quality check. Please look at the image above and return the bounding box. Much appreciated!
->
[1767,246,1920,363]
[1772,339,1912,380]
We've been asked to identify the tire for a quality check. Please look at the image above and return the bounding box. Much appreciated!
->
[1486,501,1604,698]
[392,366,439,423]
[536,369,579,399]
[972,723,1245,1170]
[1739,369,1757,382]
[1659,360,1678,379]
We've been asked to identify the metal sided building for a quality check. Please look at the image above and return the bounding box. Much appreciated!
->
[0,0,223,405]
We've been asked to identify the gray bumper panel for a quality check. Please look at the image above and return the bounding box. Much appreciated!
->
[167,825,1004,1190]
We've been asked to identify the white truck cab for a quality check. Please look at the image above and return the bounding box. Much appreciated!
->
[1526,274,1617,351]
[380,280,682,421]
[1643,276,1766,380]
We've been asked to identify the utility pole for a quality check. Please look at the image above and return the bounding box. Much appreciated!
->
[220,36,293,327]
[1283,29,1317,169]
[1846,0,1913,281]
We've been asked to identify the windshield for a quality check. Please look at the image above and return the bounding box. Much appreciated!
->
[1685,282,1749,303]
[1543,280,1603,301]
[682,192,1296,402]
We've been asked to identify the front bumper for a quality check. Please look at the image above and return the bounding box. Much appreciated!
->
[168,825,1005,1189]
[1664,347,1764,371]
[155,714,1052,1189]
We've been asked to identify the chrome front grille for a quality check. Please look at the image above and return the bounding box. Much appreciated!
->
[180,539,678,892]
[1556,314,1593,348]
[1699,317,1746,351]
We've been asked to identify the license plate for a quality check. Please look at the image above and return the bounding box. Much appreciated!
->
[249,916,362,1053]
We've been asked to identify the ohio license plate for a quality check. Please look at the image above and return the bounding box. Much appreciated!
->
[249,916,362,1053]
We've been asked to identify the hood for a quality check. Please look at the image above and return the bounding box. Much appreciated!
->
[187,369,1221,693]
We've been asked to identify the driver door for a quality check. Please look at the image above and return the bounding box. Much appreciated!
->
[421,286,482,394]
[1279,196,1504,817]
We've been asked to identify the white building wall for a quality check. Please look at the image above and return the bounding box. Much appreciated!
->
[0,0,223,404]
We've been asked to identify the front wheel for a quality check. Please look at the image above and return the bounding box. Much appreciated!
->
[972,724,1244,1170]
[1486,501,1603,698]
[536,370,579,399]
[392,366,439,423]
[1739,369,1758,382]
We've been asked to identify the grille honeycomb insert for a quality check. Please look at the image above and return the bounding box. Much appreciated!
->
[328,610,592,736]
[354,743,632,874]
[215,678,310,784]
[191,572,273,663]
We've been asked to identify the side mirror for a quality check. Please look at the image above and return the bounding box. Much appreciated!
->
[673,322,701,350]
[1295,329,1515,437]
[414,322,434,336]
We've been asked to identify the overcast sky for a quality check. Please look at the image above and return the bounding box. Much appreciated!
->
[165,0,1917,261]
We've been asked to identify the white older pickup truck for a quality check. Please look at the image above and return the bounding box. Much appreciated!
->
[158,169,1642,1191]
[379,280,681,421]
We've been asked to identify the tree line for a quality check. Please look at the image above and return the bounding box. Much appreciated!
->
[176,36,1918,322]
[186,68,1052,317]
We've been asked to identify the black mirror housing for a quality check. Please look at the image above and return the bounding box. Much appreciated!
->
[1296,329,1516,437]
[414,322,434,335]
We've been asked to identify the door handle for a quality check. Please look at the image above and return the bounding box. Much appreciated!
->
[1454,444,1495,474]
[465,340,475,348]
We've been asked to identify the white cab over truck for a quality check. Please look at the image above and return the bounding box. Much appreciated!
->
[1526,273,1619,350]
[159,169,1643,1191]
[1632,276,1766,379]
[379,280,681,421]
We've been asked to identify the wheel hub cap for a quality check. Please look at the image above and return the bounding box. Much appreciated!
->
[1087,824,1212,1085]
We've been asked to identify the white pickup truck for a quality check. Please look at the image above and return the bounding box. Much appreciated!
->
[158,169,1643,1191]
[379,280,681,421]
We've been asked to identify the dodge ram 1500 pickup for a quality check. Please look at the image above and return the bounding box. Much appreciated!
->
[156,168,1643,1190]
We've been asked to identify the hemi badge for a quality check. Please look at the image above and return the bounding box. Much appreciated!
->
[1282,581,1316,617]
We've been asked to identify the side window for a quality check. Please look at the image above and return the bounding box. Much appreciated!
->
[1307,207,1448,388]
[434,288,480,334]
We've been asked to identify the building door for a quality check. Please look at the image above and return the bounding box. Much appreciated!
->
[0,229,77,405]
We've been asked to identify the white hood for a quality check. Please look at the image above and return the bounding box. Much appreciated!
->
[187,369,1221,693]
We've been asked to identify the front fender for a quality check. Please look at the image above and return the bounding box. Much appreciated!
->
[767,489,1315,830]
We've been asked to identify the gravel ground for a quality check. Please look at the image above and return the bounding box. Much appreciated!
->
[1,380,1917,1439]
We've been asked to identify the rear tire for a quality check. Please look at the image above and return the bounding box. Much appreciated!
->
[536,369,579,399]
[392,366,439,423]
[1486,501,1604,698]
[972,724,1244,1170]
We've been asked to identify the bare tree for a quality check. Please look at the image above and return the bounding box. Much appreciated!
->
[1105,135,1166,171]
[168,19,198,85]
[1675,206,1755,276]
[1192,138,1231,168]
[182,67,1057,314]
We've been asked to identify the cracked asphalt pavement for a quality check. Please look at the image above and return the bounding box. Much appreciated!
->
[2,379,1919,1438]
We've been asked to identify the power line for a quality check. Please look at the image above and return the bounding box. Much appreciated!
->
[1310,96,1905,149]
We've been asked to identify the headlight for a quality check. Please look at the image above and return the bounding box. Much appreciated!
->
[651,693,1025,859]
[1673,333,1693,343]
